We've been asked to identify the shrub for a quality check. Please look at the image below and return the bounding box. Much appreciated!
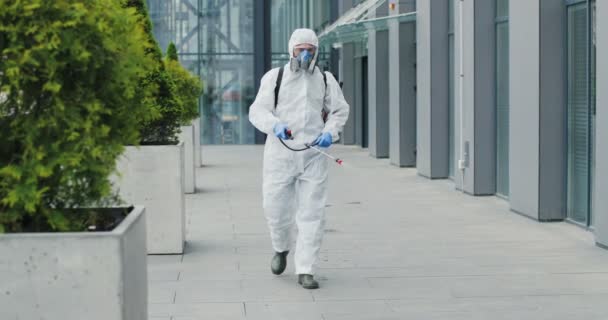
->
[0,0,153,232]
[164,43,202,126]
[166,43,178,62]
[136,62,183,145]
[126,0,187,145]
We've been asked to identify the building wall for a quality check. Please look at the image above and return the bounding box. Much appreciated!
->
[472,0,496,195]
[388,20,417,167]
[453,0,496,195]
[368,3,390,158]
[388,2,417,166]
[341,43,357,145]
[509,0,541,218]
[509,0,567,221]
[285,0,606,249]
[538,0,567,220]
[595,0,608,247]
[416,0,449,178]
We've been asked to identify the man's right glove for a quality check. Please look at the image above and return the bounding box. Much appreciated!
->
[273,123,290,140]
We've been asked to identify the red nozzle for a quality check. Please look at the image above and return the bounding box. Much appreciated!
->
[286,130,292,138]
[336,159,343,165]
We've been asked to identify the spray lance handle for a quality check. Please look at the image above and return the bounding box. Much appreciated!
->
[283,130,344,166]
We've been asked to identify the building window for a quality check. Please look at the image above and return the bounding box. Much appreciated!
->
[270,0,331,68]
[448,0,456,179]
[566,0,596,226]
[495,0,509,197]
[147,0,257,145]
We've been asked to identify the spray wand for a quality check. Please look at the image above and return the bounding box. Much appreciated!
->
[308,145,344,165]
[281,130,344,166]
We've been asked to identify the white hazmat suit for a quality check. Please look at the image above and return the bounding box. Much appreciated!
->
[248,29,350,275]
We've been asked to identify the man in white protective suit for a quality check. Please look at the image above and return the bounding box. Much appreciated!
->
[248,28,349,289]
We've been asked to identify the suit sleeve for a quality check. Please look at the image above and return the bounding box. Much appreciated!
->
[248,68,281,135]
[322,72,350,141]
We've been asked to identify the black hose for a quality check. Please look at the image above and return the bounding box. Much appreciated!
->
[279,137,317,152]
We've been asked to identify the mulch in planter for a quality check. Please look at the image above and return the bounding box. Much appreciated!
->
[11,206,134,233]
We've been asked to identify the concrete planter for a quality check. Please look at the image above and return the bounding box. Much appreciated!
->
[179,125,196,194]
[0,206,148,320]
[192,117,202,167]
[115,144,186,254]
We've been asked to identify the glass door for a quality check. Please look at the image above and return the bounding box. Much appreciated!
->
[448,0,456,178]
[590,0,596,225]
[495,0,510,197]
[362,56,369,148]
[566,1,595,226]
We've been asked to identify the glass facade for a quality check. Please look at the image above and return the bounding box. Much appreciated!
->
[495,0,509,197]
[590,0,596,226]
[147,1,334,145]
[566,0,595,226]
[147,0,177,53]
[198,1,255,145]
[148,0,256,145]
[271,0,332,68]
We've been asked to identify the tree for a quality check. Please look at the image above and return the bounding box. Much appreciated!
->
[164,43,202,125]
[166,42,179,62]
[125,0,184,145]
[164,59,202,125]
[0,0,153,232]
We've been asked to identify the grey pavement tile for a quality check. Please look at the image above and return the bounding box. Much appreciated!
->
[309,277,381,301]
[241,277,315,302]
[237,253,287,273]
[159,280,242,303]
[178,267,244,281]
[149,302,245,319]
[173,318,243,320]
[183,237,236,254]
[181,252,238,265]
[233,222,268,235]
[386,295,608,320]
[187,224,235,236]
[149,269,180,282]
[315,300,394,317]
[175,286,244,303]
[244,302,323,320]
[148,255,183,266]
[149,286,176,304]
[151,146,608,319]
[447,273,608,298]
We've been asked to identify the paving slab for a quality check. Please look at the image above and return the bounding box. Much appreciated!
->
[148,145,608,319]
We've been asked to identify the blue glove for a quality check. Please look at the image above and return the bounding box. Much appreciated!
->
[273,123,289,140]
[314,132,333,148]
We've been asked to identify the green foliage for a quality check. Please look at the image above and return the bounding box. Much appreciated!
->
[164,59,202,126]
[164,43,202,125]
[166,42,178,62]
[125,1,196,145]
[0,0,153,232]
[136,63,183,144]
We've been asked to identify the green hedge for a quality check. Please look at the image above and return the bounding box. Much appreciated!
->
[0,0,154,232]
[166,42,179,62]
[164,43,202,126]
[127,1,201,145]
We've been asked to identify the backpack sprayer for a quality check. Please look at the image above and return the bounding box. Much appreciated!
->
[279,130,344,166]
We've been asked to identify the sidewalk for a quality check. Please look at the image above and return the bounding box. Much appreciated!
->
[148,145,608,320]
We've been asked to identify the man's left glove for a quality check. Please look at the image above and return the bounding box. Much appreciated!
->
[313,132,333,148]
